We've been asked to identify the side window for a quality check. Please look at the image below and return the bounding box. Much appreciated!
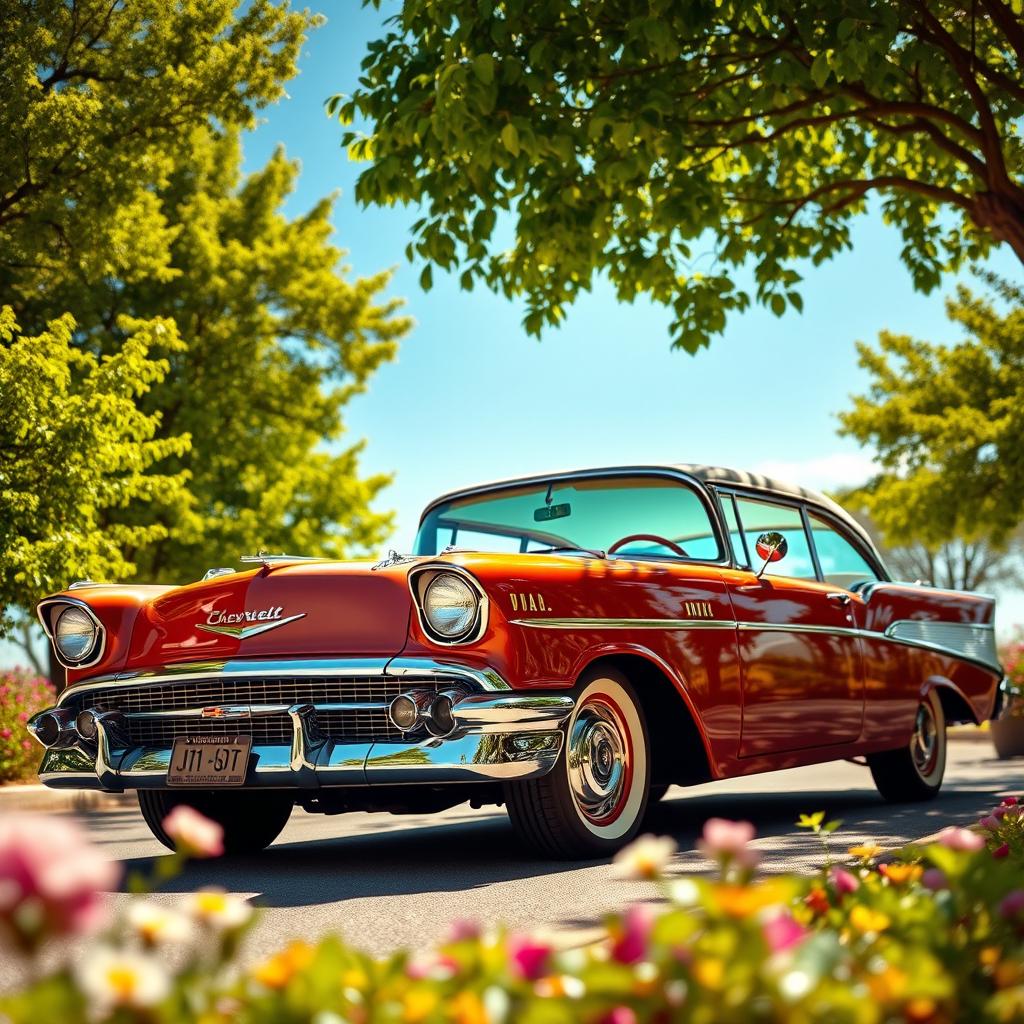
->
[734,497,817,579]
[809,514,879,588]
[719,492,750,567]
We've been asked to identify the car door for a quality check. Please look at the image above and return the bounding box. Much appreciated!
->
[720,493,865,757]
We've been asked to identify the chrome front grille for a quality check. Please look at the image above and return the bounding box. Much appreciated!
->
[71,675,469,748]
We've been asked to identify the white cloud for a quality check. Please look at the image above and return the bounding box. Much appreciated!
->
[751,452,877,493]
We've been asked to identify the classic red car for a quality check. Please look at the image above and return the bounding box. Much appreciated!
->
[30,465,1002,858]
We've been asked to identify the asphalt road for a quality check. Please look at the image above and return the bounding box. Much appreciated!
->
[4,738,1022,984]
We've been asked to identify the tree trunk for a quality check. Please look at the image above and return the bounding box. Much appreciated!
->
[972,189,1024,266]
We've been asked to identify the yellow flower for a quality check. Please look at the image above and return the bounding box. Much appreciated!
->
[251,941,315,990]
[402,987,437,1022]
[980,946,1002,968]
[449,990,488,1024]
[693,957,725,990]
[996,960,1024,988]
[905,996,938,1022]
[712,879,788,918]
[126,900,195,946]
[850,904,891,934]
[868,964,906,1002]
[848,843,884,861]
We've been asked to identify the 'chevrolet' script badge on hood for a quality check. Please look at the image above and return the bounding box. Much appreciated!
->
[197,606,306,640]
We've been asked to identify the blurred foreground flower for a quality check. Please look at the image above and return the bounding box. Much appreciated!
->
[75,945,170,1012]
[937,826,985,852]
[697,818,759,871]
[182,888,252,931]
[162,804,224,858]
[0,813,119,953]
[611,834,677,879]
[126,900,195,947]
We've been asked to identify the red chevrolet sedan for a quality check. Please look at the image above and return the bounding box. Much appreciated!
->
[31,465,1001,858]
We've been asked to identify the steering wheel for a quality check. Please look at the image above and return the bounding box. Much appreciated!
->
[607,533,689,558]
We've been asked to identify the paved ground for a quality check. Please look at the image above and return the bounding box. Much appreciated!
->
[3,739,1021,988]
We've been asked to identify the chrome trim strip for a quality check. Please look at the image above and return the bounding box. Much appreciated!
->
[197,613,307,640]
[122,701,394,719]
[36,596,107,670]
[452,694,574,733]
[881,620,1001,674]
[57,657,512,705]
[510,617,736,631]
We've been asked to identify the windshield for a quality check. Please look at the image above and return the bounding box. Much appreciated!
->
[414,475,722,561]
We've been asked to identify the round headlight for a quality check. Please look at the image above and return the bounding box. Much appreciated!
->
[54,606,98,663]
[422,573,479,640]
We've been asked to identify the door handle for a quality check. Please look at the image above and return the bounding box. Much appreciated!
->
[826,592,852,606]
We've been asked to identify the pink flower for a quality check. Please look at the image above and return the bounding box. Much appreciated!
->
[0,728,10,740]
[994,843,1010,859]
[999,890,1024,919]
[829,867,859,895]
[161,806,224,858]
[600,1009,637,1024]
[0,814,120,953]
[508,935,550,981]
[762,912,807,954]
[611,905,654,965]
[1002,797,1019,807]
[446,919,480,942]
[922,869,948,891]
[980,815,1000,830]
[994,807,1009,820]
[697,818,759,869]
[937,827,985,852]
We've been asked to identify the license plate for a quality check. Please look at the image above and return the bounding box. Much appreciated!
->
[167,735,251,786]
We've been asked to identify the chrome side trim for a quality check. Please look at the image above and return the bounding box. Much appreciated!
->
[883,620,1001,674]
[452,693,574,733]
[36,596,107,670]
[510,617,735,631]
[386,658,511,692]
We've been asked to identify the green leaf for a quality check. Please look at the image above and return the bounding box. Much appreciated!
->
[770,293,787,317]
[419,264,433,291]
[472,53,495,85]
[500,122,520,156]
[810,51,831,89]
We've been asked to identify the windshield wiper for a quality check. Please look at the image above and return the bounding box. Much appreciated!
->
[533,545,607,559]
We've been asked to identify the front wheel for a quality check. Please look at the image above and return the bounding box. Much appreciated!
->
[504,667,650,859]
[138,790,293,855]
[867,690,947,802]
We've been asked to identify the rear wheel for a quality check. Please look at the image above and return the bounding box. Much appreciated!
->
[504,667,650,859]
[867,690,946,802]
[138,790,293,855]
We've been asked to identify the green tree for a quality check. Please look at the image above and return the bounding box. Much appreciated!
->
[337,0,1024,351]
[0,308,189,631]
[839,274,1024,548]
[81,128,410,581]
[0,0,313,319]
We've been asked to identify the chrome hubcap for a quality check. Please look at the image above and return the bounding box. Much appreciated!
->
[911,703,938,775]
[568,699,629,823]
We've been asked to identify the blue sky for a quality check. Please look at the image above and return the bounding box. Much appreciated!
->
[2,5,1020,670]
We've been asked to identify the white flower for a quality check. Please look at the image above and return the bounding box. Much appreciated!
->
[181,887,252,930]
[126,900,195,946]
[75,945,170,1011]
[611,834,677,879]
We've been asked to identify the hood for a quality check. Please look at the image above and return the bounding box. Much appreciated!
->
[54,560,422,680]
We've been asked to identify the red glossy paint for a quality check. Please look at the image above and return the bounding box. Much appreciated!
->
[41,477,1002,788]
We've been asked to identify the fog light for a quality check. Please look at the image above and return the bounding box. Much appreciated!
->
[34,710,63,747]
[76,708,99,741]
[389,694,420,732]
[425,692,458,737]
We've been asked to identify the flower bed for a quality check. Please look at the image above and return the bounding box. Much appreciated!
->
[2,801,1024,1023]
[0,669,53,783]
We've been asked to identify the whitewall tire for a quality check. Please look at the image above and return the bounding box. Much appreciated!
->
[504,667,650,858]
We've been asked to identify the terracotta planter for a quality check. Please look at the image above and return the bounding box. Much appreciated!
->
[991,710,1024,759]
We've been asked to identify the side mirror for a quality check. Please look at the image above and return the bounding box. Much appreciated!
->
[755,531,788,577]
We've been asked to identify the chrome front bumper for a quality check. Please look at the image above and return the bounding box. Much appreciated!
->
[32,658,574,792]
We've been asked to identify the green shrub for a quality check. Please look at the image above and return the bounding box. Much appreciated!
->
[3,801,1024,1022]
[0,669,52,783]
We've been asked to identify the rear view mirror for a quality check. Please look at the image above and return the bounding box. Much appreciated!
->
[755,531,788,577]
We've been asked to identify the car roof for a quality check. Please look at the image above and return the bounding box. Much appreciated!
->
[423,463,879,558]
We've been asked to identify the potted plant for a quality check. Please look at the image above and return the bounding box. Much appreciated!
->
[991,638,1024,759]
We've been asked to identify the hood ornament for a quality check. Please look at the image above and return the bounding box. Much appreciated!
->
[197,606,306,640]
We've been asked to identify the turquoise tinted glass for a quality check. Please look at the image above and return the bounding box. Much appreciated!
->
[734,497,816,579]
[415,476,721,561]
[810,514,877,585]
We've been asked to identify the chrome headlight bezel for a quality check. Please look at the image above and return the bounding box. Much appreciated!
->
[37,598,105,669]
[410,566,487,645]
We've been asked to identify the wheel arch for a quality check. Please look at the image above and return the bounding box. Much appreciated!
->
[923,676,982,726]
[575,650,713,788]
